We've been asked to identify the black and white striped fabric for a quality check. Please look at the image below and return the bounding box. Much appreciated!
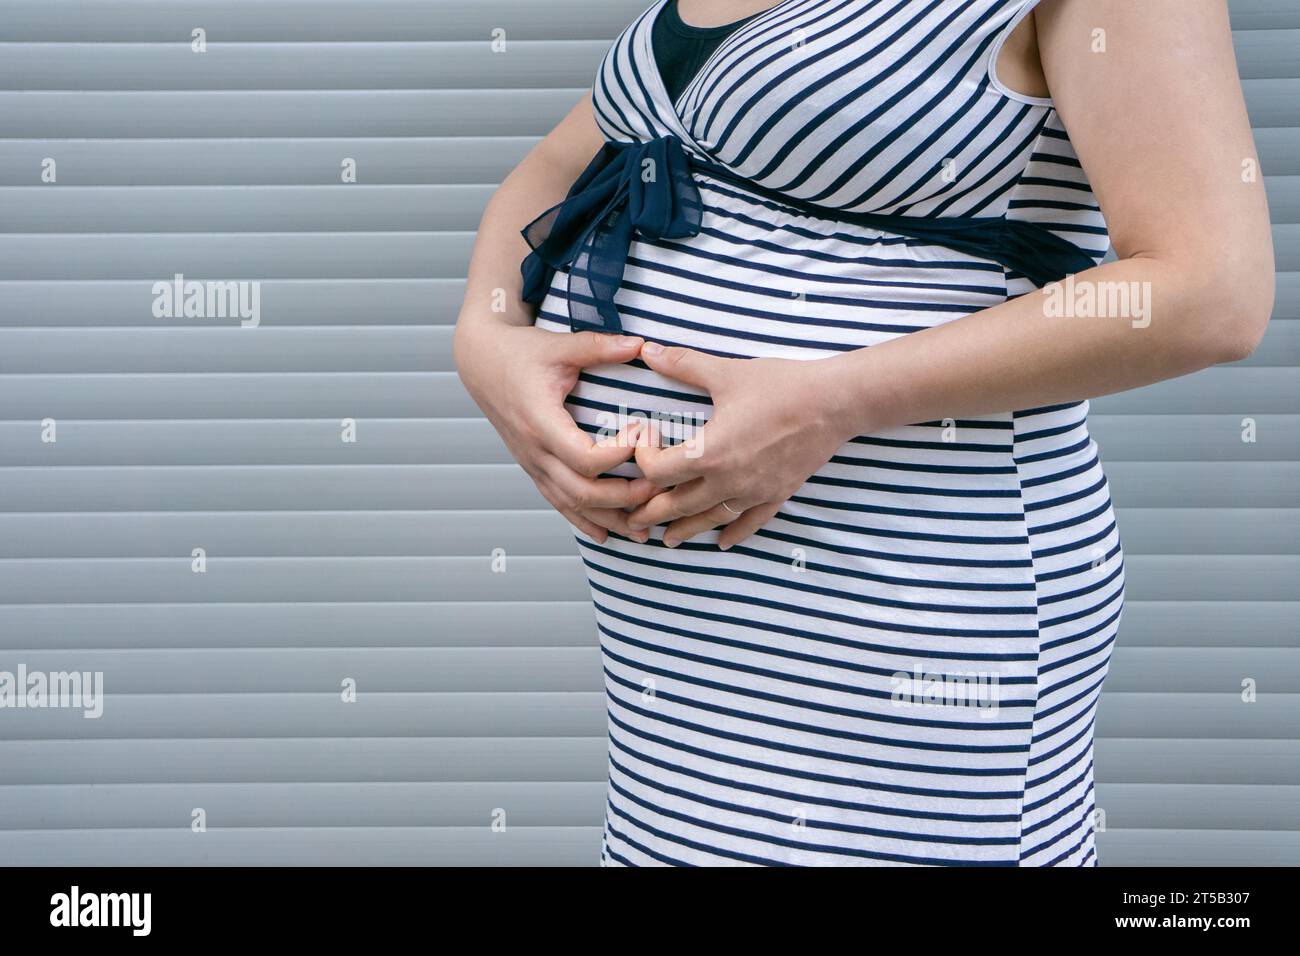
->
[534,0,1122,865]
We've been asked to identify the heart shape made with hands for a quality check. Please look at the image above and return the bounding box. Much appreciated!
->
[615,340,850,552]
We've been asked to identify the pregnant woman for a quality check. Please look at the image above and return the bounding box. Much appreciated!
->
[455,0,1273,865]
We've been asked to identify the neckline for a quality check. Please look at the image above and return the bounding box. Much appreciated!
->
[662,0,763,39]
[646,0,799,119]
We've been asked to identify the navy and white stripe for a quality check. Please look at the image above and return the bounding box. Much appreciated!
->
[536,0,1123,866]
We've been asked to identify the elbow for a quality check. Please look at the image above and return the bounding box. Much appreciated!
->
[451,318,466,378]
[1205,272,1274,365]
[1175,257,1275,367]
[1130,223,1275,367]
[1214,321,1268,364]
[452,311,478,387]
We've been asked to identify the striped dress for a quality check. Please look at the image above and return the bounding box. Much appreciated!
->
[533,0,1124,866]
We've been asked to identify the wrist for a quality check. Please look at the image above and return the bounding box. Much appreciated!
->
[816,348,884,441]
[454,312,515,395]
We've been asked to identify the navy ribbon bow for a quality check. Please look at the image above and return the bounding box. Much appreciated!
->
[521,135,1096,334]
[520,136,703,334]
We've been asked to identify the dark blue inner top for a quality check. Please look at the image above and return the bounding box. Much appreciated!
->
[651,0,761,104]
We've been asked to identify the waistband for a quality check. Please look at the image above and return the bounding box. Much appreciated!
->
[520,135,1096,334]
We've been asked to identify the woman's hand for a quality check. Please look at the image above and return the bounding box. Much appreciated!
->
[456,323,660,543]
[627,341,858,550]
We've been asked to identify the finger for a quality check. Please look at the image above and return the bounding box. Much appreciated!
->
[633,426,710,488]
[551,465,661,510]
[624,475,664,508]
[662,502,743,549]
[560,508,608,542]
[531,452,654,542]
[628,479,743,531]
[586,418,650,478]
[548,331,643,368]
[639,341,732,390]
[532,478,609,543]
[582,508,650,544]
[546,462,663,511]
[718,501,783,551]
[536,406,639,478]
[593,418,649,458]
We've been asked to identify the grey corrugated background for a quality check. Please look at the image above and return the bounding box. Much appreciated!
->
[0,0,1295,866]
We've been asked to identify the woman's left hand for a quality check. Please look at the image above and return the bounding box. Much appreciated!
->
[626,341,859,550]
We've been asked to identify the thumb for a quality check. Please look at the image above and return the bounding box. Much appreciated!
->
[639,341,729,389]
[552,331,643,368]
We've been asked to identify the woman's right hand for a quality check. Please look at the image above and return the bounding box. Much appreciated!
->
[455,322,659,543]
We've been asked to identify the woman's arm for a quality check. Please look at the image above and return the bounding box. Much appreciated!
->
[824,0,1274,431]
[626,0,1274,546]
[455,95,605,333]
[454,95,658,542]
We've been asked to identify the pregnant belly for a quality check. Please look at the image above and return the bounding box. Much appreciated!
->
[529,221,1117,633]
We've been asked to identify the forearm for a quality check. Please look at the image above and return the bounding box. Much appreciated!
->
[824,254,1274,437]
[455,95,606,368]
[456,152,573,340]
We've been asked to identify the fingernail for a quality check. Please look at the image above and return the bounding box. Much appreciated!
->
[634,532,649,544]
[664,536,679,549]
[642,341,664,356]
[718,542,731,551]
[617,336,641,348]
